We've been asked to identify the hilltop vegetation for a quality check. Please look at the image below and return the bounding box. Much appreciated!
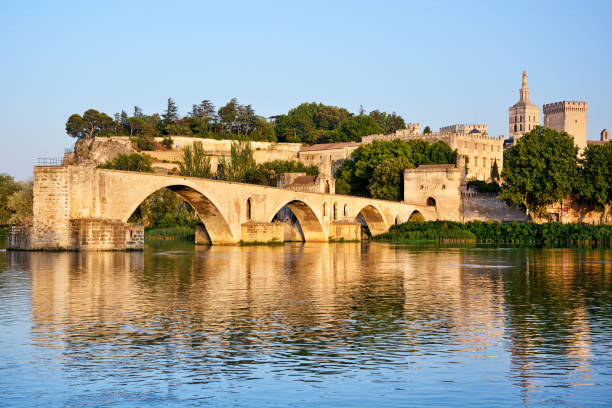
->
[0,174,33,225]
[334,139,458,200]
[500,127,612,220]
[65,99,407,145]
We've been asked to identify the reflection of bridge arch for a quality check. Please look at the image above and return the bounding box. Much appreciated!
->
[122,184,235,245]
[268,200,326,242]
[357,204,387,237]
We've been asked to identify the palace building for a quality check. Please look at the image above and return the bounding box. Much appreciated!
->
[509,71,540,144]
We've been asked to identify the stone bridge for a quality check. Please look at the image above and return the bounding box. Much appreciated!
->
[9,166,438,250]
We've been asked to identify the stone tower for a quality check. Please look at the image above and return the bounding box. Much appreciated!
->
[600,129,609,142]
[509,71,540,144]
[542,101,588,151]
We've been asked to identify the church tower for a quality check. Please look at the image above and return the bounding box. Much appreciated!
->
[509,71,540,144]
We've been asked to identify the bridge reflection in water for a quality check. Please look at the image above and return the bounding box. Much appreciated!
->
[2,244,610,406]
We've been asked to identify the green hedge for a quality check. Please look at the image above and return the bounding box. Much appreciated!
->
[374,221,612,246]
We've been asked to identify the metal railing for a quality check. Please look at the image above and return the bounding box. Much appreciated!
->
[37,158,62,166]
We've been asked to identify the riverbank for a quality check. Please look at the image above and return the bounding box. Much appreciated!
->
[374,220,612,247]
[145,225,195,241]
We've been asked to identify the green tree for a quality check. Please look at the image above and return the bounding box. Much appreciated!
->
[576,142,612,220]
[0,174,20,224]
[332,115,382,142]
[218,140,256,182]
[423,126,432,134]
[162,98,179,126]
[98,153,154,172]
[499,126,579,217]
[334,139,457,198]
[127,116,144,136]
[491,159,500,180]
[369,110,407,134]
[66,109,113,139]
[218,98,238,133]
[368,157,414,200]
[7,180,33,225]
[179,141,212,178]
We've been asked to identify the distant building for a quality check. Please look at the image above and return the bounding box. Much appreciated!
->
[440,124,488,135]
[587,129,610,146]
[543,101,589,151]
[509,71,540,144]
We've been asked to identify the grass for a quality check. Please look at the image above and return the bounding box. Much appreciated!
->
[239,238,284,246]
[145,225,195,241]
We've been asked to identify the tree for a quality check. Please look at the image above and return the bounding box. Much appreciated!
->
[7,180,33,225]
[334,139,457,198]
[369,110,407,134]
[98,153,153,172]
[127,117,144,136]
[162,98,179,130]
[65,109,113,139]
[133,106,144,118]
[499,126,579,217]
[0,174,20,224]
[218,98,238,133]
[491,159,500,180]
[217,139,256,182]
[368,157,414,200]
[333,115,382,142]
[423,126,432,134]
[576,142,612,221]
[179,141,212,178]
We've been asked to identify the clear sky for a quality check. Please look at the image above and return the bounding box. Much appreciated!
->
[2,0,611,179]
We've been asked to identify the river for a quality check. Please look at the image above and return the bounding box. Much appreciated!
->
[0,241,611,407]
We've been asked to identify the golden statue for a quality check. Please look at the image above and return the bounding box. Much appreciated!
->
[522,70,527,87]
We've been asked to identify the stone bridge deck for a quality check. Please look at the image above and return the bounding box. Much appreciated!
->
[12,166,438,250]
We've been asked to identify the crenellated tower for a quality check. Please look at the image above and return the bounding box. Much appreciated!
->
[543,101,589,151]
[509,71,541,144]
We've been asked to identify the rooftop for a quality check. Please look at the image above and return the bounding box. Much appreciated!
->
[300,142,361,152]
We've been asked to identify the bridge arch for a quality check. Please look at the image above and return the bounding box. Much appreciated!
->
[269,200,326,242]
[122,184,235,245]
[356,204,388,237]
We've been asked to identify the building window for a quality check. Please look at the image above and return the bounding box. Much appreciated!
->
[333,202,338,220]
[343,203,348,216]
[323,202,327,216]
[427,197,436,207]
[246,198,253,220]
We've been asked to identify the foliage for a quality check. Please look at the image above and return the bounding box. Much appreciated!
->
[131,136,155,151]
[179,141,212,178]
[0,174,20,224]
[145,225,196,241]
[375,220,612,246]
[7,180,33,225]
[65,109,114,138]
[161,136,173,149]
[98,153,153,172]
[369,110,406,134]
[491,159,500,180]
[575,143,612,218]
[217,140,257,182]
[423,126,432,134]
[244,160,319,186]
[334,139,457,199]
[133,189,197,228]
[467,180,501,194]
[499,127,579,217]
[368,157,413,201]
[274,102,406,144]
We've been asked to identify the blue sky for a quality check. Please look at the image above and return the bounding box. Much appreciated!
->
[2,0,611,179]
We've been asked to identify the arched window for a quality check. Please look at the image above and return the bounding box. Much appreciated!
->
[333,202,338,220]
[514,124,517,132]
[323,202,327,216]
[343,203,348,216]
[246,198,253,220]
[427,197,436,207]
[324,180,330,194]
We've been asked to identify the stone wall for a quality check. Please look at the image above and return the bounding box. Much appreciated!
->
[240,222,284,243]
[329,221,361,241]
[195,224,212,245]
[403,165,464,221]
[461,193,527,222]
[7,225,31,250]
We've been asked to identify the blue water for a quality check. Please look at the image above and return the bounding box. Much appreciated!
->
[1,242,611,407]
